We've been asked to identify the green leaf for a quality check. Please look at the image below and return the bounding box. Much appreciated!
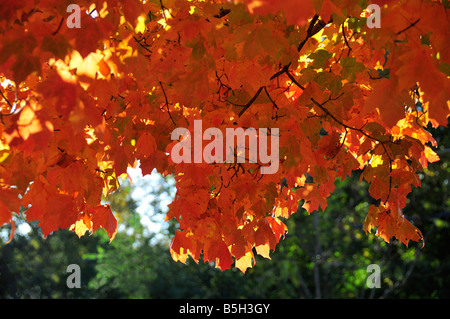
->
[315,72,343,96]
[439,62,450,76]
[347,17,367,32]
[308,49,332,69]
[377,68,390,79]
[420,32,431,46]
[41,35,71,60]
[340,56,365,82]
[188,37,206,60]
[11,55,41,83]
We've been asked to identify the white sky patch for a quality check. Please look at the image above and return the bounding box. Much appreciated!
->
[127,165,175,240]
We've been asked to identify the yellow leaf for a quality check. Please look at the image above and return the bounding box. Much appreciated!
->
[235,251,254,273]
[70,219,91,238]
[255,243,271,259]
[135,15,146,34]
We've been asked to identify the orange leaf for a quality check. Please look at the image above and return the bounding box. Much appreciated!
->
[363,204,382,235]
[97,58,111,77]
[170,230,193,264]
[206,239,233,271]
[265,216,287,242]
[135,131,157,159]
[396,217,424,248]
[89,204,118,241]
[368,176,389,201]
[0,187,21,226]
[255,243,271,259]
[243,0,315,27]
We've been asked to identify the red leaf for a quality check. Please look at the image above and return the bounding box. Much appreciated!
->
[37,70,77,119]
[0,187,21,226]
[135,131,157,159]
[89,204,118,241]
[40,194,79,237]
[265,216,287,242]
[206,239,233,271]
[66,14,114,58]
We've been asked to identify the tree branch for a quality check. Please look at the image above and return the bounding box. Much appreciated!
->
[235,86,264,117]
[285,70,306,90]
[342,23,352,57]
[270,15,330,82]
[159,81,176,125]
[0,88,14,109]
[269,63,291,81]
[133,36,152,56]
[298,14,327,52]
[0,88,16,124]
[310,96,388,145]
[395,18,420,35]
[52,17,64,36]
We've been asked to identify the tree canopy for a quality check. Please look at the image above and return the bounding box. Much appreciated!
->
[0,0,449,272]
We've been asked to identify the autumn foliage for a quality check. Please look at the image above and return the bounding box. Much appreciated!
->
[0,0,449,272]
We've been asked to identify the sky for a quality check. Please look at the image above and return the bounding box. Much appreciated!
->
[125,165,176,238]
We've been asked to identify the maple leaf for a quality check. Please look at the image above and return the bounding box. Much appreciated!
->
[89,204,118,242]
[242,0,315,27]
[205,239,234,271]
[70,213,92,238]
[0,187,21,226]
[65,13,114,58]
[235,250,254,273]
[135,131,157,159]
[170,230,196,264]
[363,205,381,235]
[340,57,364,83]
[364,204,424,247]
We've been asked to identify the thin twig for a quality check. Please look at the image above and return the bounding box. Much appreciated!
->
[395,18,420,35]
[298,14,319,52]
[159,81,176,125]
[227,86,264,117]
[262,86,278,110]
[52,17,64,36]
[133,36,152,55]
[0,89,14,109]
[0,89,16,124]
[270,15,329,82]
[310,96,386,145]
[342,23,352,57]
[383,159,393,205]
[270,63,291,81]
[285,70,306,90]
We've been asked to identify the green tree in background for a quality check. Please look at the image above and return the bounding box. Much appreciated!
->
[0,223,100,298]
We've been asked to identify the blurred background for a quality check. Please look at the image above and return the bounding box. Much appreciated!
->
[0,125,448,299]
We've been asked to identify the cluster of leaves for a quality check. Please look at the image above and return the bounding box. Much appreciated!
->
[1,143,448,298]
[0,0,449,272]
